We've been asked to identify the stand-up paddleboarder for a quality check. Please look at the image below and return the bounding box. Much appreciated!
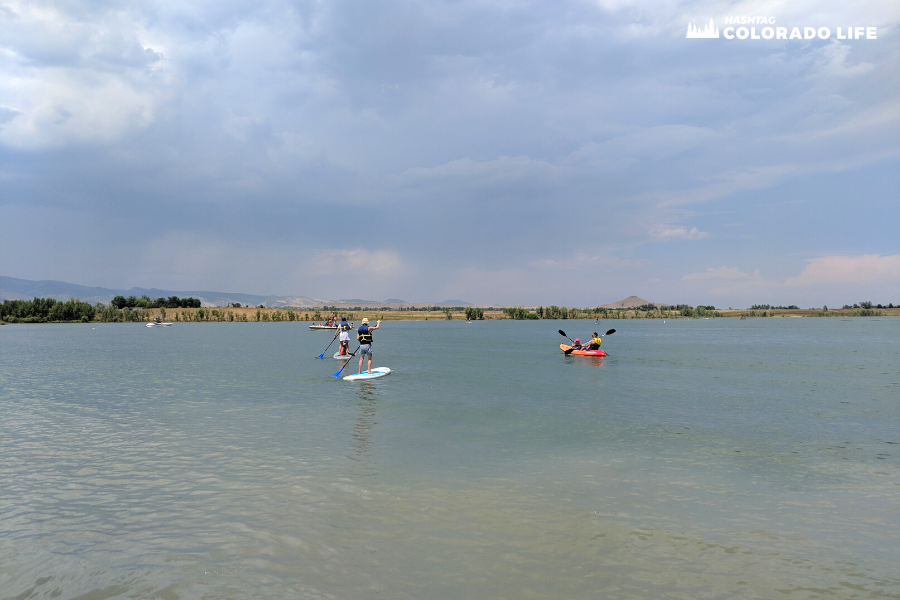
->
[337,317,352,355]
[356,318,380,374]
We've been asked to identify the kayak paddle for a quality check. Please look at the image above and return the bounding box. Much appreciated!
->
[332,345,360,377]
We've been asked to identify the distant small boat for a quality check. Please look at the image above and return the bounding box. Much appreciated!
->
[309,324,338,330]
[146,322,173,327]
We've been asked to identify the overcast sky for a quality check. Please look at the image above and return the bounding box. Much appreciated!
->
[1,0,898,307]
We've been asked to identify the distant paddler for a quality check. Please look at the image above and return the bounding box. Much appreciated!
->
[336,316,352,356]
[356,317,381,375]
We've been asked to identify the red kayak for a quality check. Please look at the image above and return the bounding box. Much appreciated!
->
[560,343,607,357]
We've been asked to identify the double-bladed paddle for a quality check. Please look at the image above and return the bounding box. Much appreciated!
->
[332,345,360,377]
[559,329,615,355]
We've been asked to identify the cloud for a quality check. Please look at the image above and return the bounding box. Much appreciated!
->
[638,163,802,207]
[785,254,900,286]
[651,226,709,241]
[682,266,757,281]
[395,155,564,188]
[676,265,779,302]
[0,2,170,149]
[530,252,641,270]
[306,248,406,277]
[0,0,898,308]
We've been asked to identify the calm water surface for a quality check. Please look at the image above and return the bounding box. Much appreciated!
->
[1,318,898,599]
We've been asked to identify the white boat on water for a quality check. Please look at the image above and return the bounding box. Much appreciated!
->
[309,324,338,330]
[146,322,173,327]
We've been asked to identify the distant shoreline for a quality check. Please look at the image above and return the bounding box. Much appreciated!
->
[3,303,899,324]
[146,306,900,322]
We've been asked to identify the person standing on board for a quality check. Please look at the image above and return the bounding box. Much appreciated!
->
[337,316,352,355]
[356,317,380,374]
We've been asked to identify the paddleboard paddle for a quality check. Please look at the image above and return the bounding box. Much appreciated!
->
[333,345,360,377]
[317,333,339,359]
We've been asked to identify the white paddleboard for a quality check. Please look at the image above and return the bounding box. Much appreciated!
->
[333,352,353,360]
[343,367,391,381]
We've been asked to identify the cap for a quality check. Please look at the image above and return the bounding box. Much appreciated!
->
[341,316,347,321]
[362,318,369,324]
[574,338,580,343]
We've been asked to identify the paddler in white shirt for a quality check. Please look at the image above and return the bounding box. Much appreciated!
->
[336,317,352,355]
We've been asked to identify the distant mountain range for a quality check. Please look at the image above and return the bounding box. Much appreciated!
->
[3,276,663,309]
[0,276,323,308]
[0,276,473,308]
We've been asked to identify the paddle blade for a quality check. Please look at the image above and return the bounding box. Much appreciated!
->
[558,330,568,337]
[605,329,616,336]
[564,348,575,355]
[317,352,325,359]
[333,347,359,377]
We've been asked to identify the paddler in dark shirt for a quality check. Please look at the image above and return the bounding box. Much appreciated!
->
[356,317,381,374]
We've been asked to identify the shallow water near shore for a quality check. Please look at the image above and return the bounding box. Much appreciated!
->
[1,318,898,599]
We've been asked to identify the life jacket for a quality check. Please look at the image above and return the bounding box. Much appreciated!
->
[588,337,602,349]
[358,325,373,344]
[340,322,351,332]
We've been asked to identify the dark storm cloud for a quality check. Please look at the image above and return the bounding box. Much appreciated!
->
[1,0,898,305]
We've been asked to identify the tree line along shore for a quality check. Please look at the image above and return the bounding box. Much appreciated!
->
[2,297,898,324]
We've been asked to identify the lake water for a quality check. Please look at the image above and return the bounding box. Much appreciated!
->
[1,318,898,599]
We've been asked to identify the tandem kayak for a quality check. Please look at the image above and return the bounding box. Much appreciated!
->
[560,343,606,357]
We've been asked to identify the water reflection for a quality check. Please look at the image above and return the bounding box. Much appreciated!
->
[565,356,605,367]
[349,383,378,475]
